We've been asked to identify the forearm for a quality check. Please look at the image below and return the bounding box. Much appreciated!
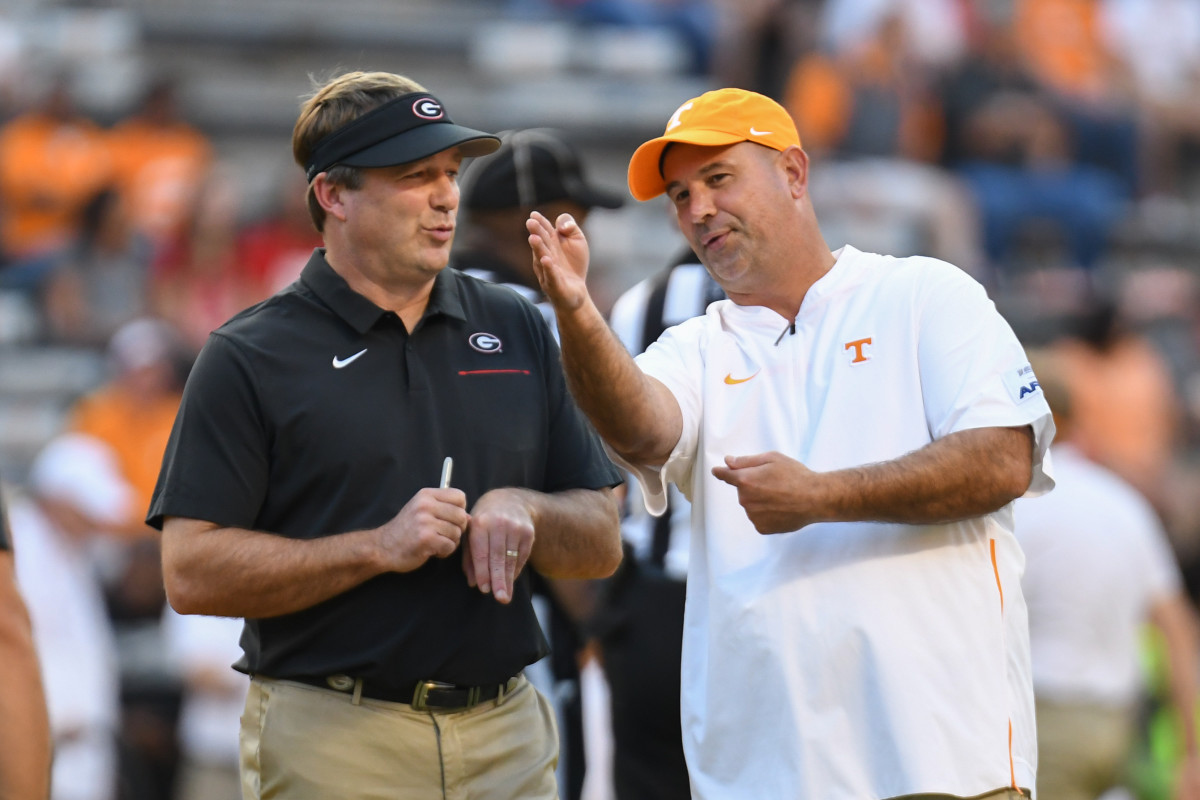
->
[162,519,382,618]
[0,669,50,800]
[1152,595,1200,759]
[819,426,1034,524]
[0,574,51,800]
[522,487,622,579]
[557,302,681,466]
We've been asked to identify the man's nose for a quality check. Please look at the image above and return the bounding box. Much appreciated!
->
[687,188,716,224]
[432,173,459,210]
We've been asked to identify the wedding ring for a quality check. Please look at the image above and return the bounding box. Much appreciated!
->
[505,549,519,558]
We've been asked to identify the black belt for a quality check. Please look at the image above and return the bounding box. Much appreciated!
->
[285,673,521,711]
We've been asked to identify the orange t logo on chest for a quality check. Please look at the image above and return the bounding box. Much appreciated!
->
[844,337,873,363]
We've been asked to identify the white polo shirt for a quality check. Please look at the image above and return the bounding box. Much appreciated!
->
[1015,443,1181,707]
[626,245,1055,800]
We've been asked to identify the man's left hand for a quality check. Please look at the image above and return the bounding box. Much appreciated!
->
[712,451,824,534]
[462,489,535,603]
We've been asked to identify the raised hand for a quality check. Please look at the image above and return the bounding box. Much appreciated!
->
[526,211,592,312]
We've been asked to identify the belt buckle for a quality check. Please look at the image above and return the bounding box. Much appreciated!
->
[326,674,355,692]
[412,680,455,711]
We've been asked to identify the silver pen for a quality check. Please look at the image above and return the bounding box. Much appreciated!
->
[440,456,453,489]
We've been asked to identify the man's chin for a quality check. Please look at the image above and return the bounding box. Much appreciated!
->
[702,258,746,290]
[422,250,453,274]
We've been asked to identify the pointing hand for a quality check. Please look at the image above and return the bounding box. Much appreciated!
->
[712,451,825,534]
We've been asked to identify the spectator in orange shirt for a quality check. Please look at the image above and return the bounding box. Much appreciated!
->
[1013,0,1116,102]
[785,10,943,162]
[936,12,1128,278]
[107,78,213,253]
[782,12,981,274]
[1011,0,1141,196]
[66,317,191,800]
[0,73,113,279]
[68,316,189,532]
[1050,299,1181,515]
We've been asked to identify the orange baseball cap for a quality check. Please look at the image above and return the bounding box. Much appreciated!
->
[627,88,801,201]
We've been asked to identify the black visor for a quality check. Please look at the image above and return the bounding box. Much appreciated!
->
[305,92,500,181]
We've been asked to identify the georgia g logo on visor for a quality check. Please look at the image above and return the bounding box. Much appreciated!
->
[413,98,445,120]
[469,332,503,353]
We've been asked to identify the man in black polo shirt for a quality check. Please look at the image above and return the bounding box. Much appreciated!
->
[149,70,624,800]
[0,493,51,799]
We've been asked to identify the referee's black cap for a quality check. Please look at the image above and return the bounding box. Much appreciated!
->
[462,128,625,211]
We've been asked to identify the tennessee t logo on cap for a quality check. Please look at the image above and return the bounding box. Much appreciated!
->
[626,88,802,201]
[666,101,693,132]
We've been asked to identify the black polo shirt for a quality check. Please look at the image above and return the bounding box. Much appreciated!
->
[148,250,622,690]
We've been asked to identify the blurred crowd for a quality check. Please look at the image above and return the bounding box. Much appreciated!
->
[2,0,1200,799]
[0,71,320,352]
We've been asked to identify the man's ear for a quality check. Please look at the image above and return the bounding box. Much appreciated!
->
[311,173,347,223]
[780,145,810,199]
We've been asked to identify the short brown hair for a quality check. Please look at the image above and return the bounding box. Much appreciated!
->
[292,71,427,232]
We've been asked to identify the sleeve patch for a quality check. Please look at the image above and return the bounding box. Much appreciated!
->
[1003,363,1042,404]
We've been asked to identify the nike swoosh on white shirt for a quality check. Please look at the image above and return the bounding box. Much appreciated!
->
[749,127,772,136]
[332,349,368,368]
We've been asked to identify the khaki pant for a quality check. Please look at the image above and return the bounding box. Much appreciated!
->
[893,789,1030,800]
[240,674,559,800]
[1035,698,1136,800]
[175,759,241,800]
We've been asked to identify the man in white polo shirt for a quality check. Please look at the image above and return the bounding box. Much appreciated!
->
[526,88,1055,800]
